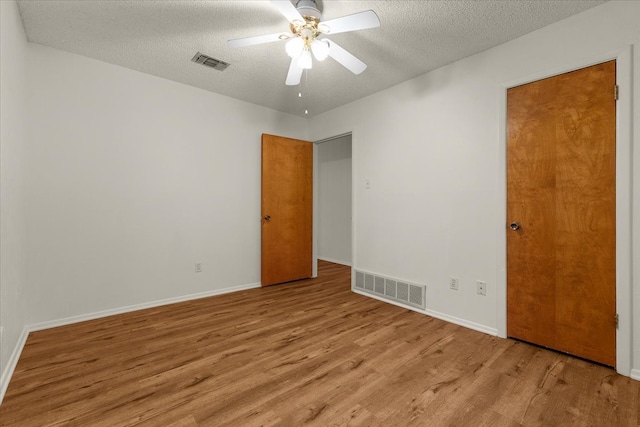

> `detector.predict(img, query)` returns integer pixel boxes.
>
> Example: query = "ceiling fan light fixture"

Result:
[298,49,313,69]
[285,37,304,58]
[228,1,380,87]
[311,39,329,61]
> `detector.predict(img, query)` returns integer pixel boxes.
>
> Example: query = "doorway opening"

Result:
[314,133,353,273]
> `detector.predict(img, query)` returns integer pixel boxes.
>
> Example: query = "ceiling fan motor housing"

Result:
[296,0,323,21]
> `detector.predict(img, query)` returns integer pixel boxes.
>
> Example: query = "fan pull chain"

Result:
[304,69,309,115]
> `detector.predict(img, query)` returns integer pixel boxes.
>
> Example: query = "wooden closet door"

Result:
[507,61,616,367]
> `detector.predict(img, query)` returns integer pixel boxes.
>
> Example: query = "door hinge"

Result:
[615,313,619,329]
[614,85,619,100]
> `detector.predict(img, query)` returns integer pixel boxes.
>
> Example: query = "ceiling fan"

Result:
[227,0,380,86]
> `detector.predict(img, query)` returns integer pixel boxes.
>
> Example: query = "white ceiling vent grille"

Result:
[191,52,230,71]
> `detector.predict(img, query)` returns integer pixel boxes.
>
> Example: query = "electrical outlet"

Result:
[477,280,487,296]
[195,263,202,273]
[449,277,459,290]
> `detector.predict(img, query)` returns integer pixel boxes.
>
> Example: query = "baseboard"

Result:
[0,326,29,405]
[29,282,261,332]
[352,289,498,337]
[423,308,498,336]
[631,369,640,381]
[317,257,351,267]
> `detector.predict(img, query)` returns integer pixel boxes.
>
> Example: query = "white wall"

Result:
[309,1,640,376]
[0,0,30,394]
[317,135,352,265]
[23,43,308,325]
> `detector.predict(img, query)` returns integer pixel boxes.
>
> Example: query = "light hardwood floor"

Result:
[1,261,638,426]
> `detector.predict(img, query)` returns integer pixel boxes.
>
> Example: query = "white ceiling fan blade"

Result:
[321,10,380,35]
[286,57,303,85]
[326,40,367,75]
[269,0,304,24]
[227,32,285,48]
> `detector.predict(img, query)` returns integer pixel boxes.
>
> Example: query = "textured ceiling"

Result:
[17,0,605,117]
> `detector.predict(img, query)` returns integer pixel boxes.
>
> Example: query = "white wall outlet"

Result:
[195,263,202,273]
[477,280,487,296]
[449,277,459,290]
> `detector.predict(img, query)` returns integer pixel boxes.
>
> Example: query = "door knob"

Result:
[509,222,521,231]
[263,215,271,222]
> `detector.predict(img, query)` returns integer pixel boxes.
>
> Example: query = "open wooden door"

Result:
[507,61,616,367]
[261,133,313,286]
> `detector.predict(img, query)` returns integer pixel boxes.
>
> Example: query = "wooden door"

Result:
[507,61,616,367]
[261,133,313,286]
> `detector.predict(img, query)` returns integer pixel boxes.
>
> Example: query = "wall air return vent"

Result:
[191,52,230,71]
[354,270,426,310]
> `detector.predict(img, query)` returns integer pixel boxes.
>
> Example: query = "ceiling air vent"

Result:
[191,52,230,71]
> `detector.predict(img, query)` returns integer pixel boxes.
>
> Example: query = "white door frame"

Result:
[312,132,354,278]
[496,46,633,376]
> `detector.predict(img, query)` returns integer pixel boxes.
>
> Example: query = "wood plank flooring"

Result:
[1,261,638,426]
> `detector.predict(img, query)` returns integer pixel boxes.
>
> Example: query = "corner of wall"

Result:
[0,327,29,404]
[0,0,32,404]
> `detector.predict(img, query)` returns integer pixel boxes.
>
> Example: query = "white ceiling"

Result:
[17,0,605,117]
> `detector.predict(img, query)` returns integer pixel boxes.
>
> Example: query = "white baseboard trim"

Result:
[29,282,261,332]
[0,281,261,405]
[352,288,498,337]
[423,308,498,336]
[631,369,640,381]
[317,257,351,267]
[0,326,30,405]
